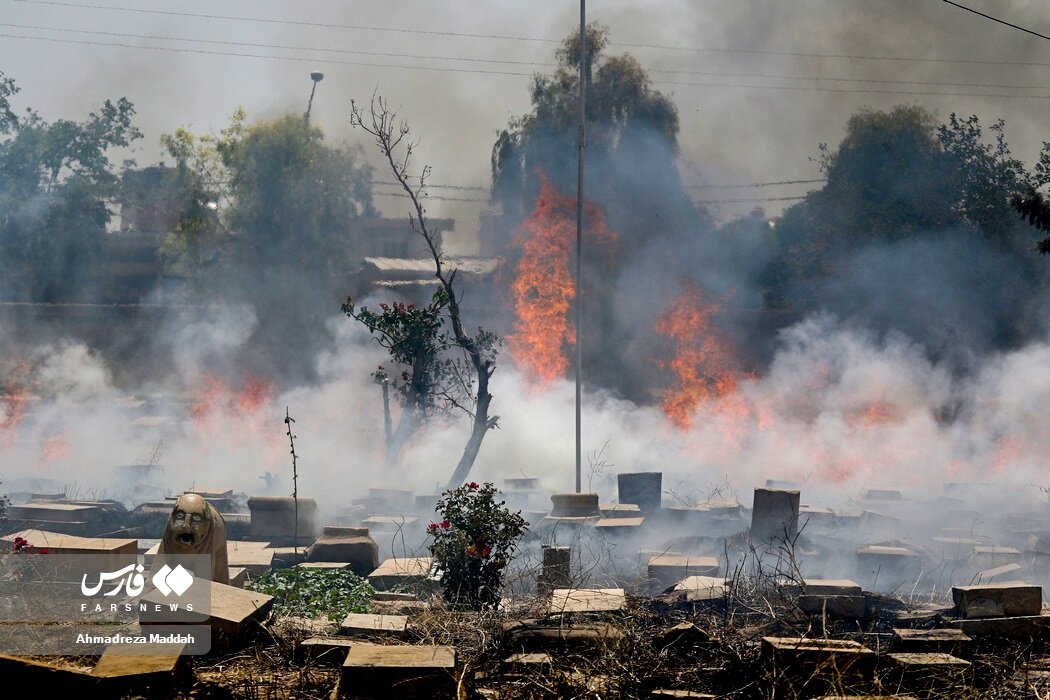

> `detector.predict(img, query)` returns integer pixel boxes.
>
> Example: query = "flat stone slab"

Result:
[228,567,249,588]
[670,575,726,601]
[301,636,354,663]
[976,563,1024,582]
[368,557,437,593]
[548,588,627,615]
[298,561,354,570]
[803,579,862,596]
[502,652,552,668]
[225,541,276,574]
[91,639,190,695]
[798,595,866,619]
[140,580,273,640]
[1,529,136,555]
[648,555,719,592]
[762,637,876,683]
[952,583,1043,618]
[8,503,102,522]
[891,628,971,655]
[340,643,456,698]
[595,517,645,529]
[340,613,408,638]
[599,503,642,518]
[650,692,717,698]
[888,652,970,667]
[950,612,1050,639]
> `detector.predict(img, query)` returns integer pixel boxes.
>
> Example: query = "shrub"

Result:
[250,567,375,621]
[428,482,528,610]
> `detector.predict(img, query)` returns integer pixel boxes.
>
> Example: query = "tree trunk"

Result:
[444,366,493,490]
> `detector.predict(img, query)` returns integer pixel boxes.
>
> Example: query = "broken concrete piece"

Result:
[952,583,1042,619]
[340,642,456,699]
[339,613,408,639]
[548,588,627,615]
[228,566,249,588]
[306,526,379,576]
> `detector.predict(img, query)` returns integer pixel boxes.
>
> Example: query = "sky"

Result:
[2,0,1050,252]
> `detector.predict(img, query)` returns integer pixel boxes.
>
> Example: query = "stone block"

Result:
[228,566,249,588]
[670,575,726,601]
[224,540,275,574]
[301,636,354,664]
[360,515,419,533]
[797,595,867,619]
[595,517,645,534]
[340,643,455,699]
[91,640,190,697]
[139,580,273,641]
[650,692,716,698]
[8,502,102,523]
[891,628,971,656]
[1,529,137,572]
[368,557,438,593]
[600,503,642,519]
[750,488,799,544]
[537,545,571,593]
[761,637,876,690]
[931,536,979,561]
[856,545,922,590]
[617,472,662,513]
[548,588,626,615]
[883,652,971,690]
[861,488,903,501]
[340,613,408,639]
[500,619,625,652]
[246,496,318,543]
[648,554,719,593]
[949,612,1050,639]
[975,562,1024,583]
[652,622,709,651]
[549,492,601,517]
[952,583,1042,618]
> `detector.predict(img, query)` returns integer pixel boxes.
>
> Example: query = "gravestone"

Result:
[247,496,318,544]
[617,472,662,514]
[750,488,800,545]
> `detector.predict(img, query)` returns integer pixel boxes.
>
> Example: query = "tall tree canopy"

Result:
[161,111,377,381]
[764,105,1045,361]
[0,71,141,302]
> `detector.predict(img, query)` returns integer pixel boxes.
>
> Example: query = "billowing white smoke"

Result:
[2,307,1049,516]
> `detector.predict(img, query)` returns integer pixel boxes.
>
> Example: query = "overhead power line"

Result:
[8,22,1050,94]
[693,195,809,205]
[6,31,1050,102]
[941,0,1050,42]
[13,0,1050,68]
[687,179,824,190]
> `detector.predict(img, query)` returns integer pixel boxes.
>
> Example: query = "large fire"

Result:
[189,373,275,427]
[655,281,742,430]
[509,173,614,386]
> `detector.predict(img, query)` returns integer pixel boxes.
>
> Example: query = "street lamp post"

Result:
[305,71,324,123]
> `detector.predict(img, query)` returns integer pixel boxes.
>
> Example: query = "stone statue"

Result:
[157,492,230,584]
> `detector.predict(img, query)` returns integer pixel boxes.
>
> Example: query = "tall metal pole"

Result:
[575,0,586,493]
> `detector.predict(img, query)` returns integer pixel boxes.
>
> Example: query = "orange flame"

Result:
[0,384,29,448]
[655,281,741,430]
[509,173,614,386]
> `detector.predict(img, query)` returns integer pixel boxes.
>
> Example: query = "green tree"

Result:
[491,23,692,246]
[160,111,377,380]
[0,71,141,301]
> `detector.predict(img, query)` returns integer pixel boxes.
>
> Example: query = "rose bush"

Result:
[427,482,528,610]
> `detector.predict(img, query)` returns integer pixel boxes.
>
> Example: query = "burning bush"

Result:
[428,482,528,611]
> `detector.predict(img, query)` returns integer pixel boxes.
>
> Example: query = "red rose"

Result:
[441,520,450,529]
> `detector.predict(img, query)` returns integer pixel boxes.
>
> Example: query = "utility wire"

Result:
[7,22,1050,94]
[941,0,1050,42]
[0,22,554,69]
[12,0,1050,68]
[6,31,1050,101]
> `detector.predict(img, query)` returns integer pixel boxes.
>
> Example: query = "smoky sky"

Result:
[2,0,1050,243]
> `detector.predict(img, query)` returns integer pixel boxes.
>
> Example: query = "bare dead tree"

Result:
[350,92,499,490]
